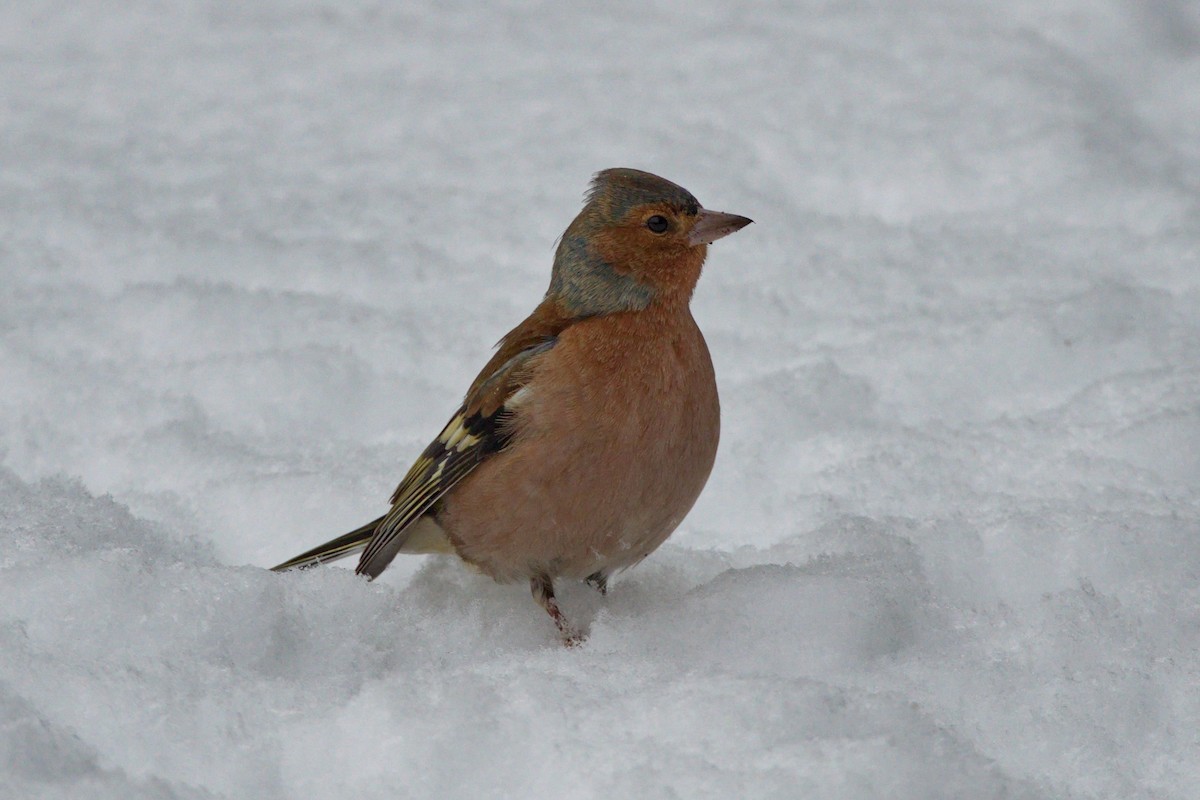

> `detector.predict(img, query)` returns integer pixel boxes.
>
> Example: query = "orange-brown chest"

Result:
[522,308,719,463]
[440,306,721,581]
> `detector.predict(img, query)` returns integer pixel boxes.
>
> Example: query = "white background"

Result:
[2,1,1198,797]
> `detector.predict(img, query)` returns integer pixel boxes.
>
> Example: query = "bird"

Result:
[271,168,752,643]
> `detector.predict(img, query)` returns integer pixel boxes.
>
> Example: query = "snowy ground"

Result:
[2,1,1199,797]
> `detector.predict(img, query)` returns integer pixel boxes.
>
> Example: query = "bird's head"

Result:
[548,168,752,317]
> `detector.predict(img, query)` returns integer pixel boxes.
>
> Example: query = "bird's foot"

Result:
[585,571,608,596]
[531,574,584,646]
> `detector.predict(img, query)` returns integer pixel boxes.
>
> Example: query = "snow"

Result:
[2,0,1199,797]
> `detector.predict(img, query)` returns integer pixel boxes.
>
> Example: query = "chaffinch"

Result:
[272,168,752,642]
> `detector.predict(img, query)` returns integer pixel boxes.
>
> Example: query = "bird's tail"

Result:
[270,515,385,572]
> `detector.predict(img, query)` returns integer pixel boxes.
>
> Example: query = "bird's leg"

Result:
[585,571,608,596]
[530,574,582,646]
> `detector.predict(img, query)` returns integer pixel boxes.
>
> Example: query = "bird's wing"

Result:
[355,314,566,578]
[270,516,385,572]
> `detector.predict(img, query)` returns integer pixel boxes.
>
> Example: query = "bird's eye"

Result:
[646,215,669,234]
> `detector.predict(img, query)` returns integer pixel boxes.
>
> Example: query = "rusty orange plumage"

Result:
[271,168,752,642]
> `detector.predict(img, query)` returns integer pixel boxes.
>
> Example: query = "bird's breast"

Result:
[440,306,720,582]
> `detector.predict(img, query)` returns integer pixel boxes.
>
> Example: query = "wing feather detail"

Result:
[354,336,557,578]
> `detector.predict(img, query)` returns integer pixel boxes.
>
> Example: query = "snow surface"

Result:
[2,0,1199,797]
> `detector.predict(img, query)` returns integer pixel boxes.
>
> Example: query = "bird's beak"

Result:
[687,209,754,246]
